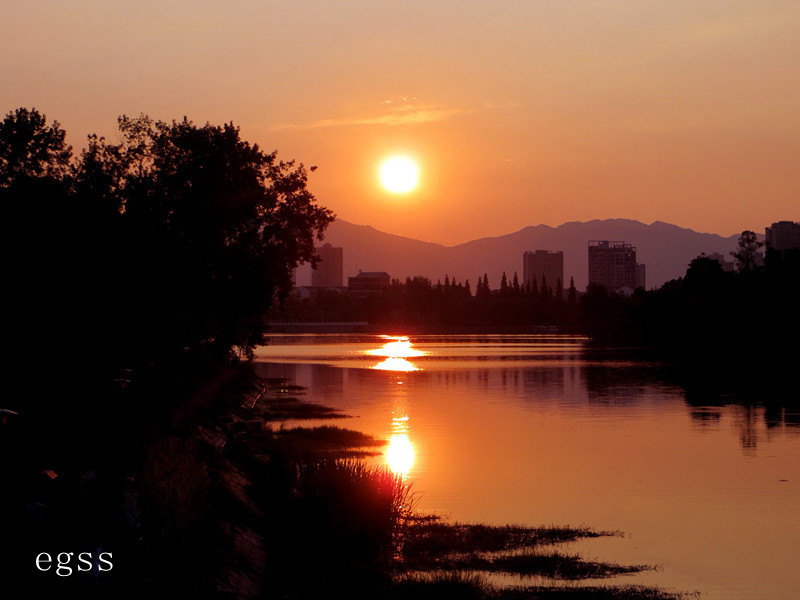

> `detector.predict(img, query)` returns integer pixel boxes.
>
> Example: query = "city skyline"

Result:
[3,1,799,245]
[293,217,796,292]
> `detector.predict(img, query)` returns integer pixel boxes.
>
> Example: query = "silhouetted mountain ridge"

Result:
[298,218,750,290]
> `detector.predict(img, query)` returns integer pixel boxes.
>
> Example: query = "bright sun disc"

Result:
[380,157,418,193]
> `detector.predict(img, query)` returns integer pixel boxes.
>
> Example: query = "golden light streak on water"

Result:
[386,433,414,475]
[368,336,425,371]
[372,357,419,371]
[367,336,426,358]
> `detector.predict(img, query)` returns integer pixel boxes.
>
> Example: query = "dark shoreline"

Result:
[3,352,725,599]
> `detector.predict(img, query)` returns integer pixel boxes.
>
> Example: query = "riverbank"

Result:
[168,367,696,599]
[2,361,698,598]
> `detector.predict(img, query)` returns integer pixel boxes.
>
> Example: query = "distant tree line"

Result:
[275,233,799,366]
[579,236,800,365]
[272,272,581,331]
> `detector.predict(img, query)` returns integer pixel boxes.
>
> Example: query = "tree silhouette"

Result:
[567,276,577,305]
[98,115,334,362]
[730,230,764,272]
[0,107,72,187]
[4,109,334,412]
[540,275,550,302]
[554,277,564,303]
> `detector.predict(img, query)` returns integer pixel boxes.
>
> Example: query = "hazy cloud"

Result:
[273,98,519,131]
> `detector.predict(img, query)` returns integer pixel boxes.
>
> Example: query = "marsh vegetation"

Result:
[189,371,696,599]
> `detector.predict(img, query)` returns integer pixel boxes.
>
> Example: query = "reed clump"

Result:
[255,456,415,599]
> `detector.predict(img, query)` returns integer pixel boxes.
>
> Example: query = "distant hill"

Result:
[297,219,748,290]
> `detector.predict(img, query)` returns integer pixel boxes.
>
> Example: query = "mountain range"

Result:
[296,218,750,290]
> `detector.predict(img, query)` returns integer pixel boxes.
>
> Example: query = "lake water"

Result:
[253,334,799,600]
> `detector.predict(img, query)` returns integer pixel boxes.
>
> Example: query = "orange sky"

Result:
[3,1,798,244]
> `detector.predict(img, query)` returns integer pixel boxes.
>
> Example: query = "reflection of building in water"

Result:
[686,399,800,452]
[522,367,565,391]
[257,362,301,386]
[733,405,761,454]
[310,364,344,400]
[582,365,667,405]
[423,364,585,403]
[689,407,723,427]
[766,405,800,429]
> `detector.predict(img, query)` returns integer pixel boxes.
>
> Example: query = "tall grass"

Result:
[296,458,416,563]
[259,457,416,598]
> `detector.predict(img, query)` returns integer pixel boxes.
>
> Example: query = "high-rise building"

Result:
[588,240,644,292]
[523,250,564,290]
[765,221,800,252]
[311,243,344,288]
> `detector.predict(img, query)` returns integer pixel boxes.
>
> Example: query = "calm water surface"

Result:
[253,334,800,600]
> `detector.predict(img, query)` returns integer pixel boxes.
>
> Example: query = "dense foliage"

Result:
[3,107,333,411]
[579,247,800,366]
[274,242,799,371]
[1,107,333,574]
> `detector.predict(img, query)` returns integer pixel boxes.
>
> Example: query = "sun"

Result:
[379,157,419,193]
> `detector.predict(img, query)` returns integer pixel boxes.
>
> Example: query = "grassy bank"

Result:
[4,367,695,598]
[171,369,696,600]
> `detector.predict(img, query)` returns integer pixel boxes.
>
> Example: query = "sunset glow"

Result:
[7,0,798,594]
[379,157,419,194]
[4,3,798,242]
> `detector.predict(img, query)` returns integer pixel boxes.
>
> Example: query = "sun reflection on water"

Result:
[365,337,420,475]
[372,357,419,371]
[367,336,425,371]
[386,433,414,475]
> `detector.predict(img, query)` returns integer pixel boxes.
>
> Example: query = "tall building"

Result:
[523,250,564,290]
[765,221,800,252]
[311,243,344,288]
[588,240,644,292]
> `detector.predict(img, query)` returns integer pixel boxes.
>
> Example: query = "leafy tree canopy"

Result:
[0,107,72,187]
[4,108,334,402]
[730,230,764,271]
